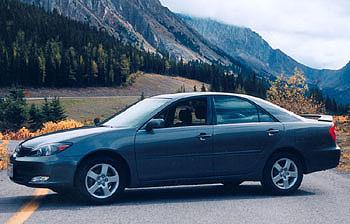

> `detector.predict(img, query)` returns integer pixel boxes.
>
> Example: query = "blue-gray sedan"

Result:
[9,92,341,204]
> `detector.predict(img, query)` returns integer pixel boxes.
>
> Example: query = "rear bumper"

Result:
[9,155,77,189]
[304,146,341,174]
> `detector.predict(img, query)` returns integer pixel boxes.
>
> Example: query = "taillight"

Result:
[329,123,336,142]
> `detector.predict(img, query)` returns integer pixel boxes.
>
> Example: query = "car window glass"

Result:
[155,98,208,128]
[214,96,259,124]
[258,108,276,122]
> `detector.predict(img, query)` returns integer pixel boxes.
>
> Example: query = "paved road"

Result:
[0,168,350,224]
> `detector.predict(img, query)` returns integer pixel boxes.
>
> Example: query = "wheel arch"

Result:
[266,147,308,174]
[74,149,132,187]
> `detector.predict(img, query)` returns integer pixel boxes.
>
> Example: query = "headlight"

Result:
[31,143,72,157]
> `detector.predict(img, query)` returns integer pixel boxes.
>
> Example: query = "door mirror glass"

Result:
[145,119,165,132]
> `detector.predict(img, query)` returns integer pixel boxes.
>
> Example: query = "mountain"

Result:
[180,15,350,104]
[20,0,232,64]
[16,0,350,103]
[1,0,269,99]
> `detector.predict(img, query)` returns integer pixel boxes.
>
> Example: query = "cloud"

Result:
[160,0,350,70]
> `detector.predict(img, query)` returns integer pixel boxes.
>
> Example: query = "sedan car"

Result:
[9,92,341,204]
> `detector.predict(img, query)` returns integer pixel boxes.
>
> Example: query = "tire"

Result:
[222,181,243,191]
[76,156,126,204]
[51,187,72,196]
[261,152,303,195]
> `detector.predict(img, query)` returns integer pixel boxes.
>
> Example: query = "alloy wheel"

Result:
[270,158,298,190]
[85,163,120,199]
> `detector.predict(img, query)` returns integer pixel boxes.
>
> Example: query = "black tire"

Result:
[261,152,303,195]
[222,181,243,191]
[51,187,72,196]
[76,156,126,204]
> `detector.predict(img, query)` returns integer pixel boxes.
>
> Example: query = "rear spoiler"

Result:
[300,114,333,122]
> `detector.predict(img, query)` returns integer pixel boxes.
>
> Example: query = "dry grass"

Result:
[0,140,9,170]
[335,116,350,172]
[0,73,209,98]
[2,120,84,141]
[28,96,139,122]
[339,151,350,172]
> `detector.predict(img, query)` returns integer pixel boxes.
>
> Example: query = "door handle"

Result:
[198,133,212,141]
[266,129,279,136]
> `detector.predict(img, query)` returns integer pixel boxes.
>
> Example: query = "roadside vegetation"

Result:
[267,70,325,114]
[335,116,350,172]
[0,89,66,132]
[0,139,8,170]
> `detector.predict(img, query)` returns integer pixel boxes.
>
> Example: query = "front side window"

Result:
[258,108,276,122]
[214,96,259,124]
[155,98,208,128]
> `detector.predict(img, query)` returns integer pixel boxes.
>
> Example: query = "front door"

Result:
[135,97,214,182]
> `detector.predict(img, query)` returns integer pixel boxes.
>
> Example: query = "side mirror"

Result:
[145,119,165,132]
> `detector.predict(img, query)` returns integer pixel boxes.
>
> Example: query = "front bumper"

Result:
[304,146,341,174]
[9,155,78,189]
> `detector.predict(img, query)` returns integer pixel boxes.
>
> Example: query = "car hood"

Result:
[21,126,124,148]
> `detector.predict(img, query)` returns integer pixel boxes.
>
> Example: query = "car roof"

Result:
[151,92,251,100]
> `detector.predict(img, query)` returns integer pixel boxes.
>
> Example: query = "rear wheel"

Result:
[76,157,126,204]
[261,152,303,195]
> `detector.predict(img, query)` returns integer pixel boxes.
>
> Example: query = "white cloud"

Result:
[160,0,350,70]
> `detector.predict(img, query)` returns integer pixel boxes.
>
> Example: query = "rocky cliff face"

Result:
[21,0,231,64]
[180,15,350,103]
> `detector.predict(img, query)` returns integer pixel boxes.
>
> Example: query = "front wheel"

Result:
[261,152,303,195]
[76,157,125,204]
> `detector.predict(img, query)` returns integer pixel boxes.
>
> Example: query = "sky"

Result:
[160,0,350,70]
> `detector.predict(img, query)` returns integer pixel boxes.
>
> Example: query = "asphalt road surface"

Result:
[1,167,350,224]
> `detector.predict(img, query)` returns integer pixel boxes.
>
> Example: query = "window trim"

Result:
[211,95,279,125]
[140,96,213,130]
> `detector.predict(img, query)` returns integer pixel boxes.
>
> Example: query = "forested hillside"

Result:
[0,0,159,87]
[0,0,268,98]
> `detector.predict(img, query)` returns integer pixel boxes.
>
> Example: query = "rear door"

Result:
[212,96,284,176]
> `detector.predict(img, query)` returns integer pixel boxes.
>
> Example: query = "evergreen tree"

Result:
[201,84,206,92]
[49,97,66,122]
[140,92,145,101]
[120,54,130,84]
[0,89,28,131]
[28,104,44,131]
[41,98,51,122]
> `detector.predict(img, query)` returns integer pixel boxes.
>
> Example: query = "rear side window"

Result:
[214,96,259,124]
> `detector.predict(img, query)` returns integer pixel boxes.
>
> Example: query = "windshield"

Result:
[103,98,170,128]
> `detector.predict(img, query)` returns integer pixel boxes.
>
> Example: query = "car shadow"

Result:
[0,183,316,213]
[43,183,315,210]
